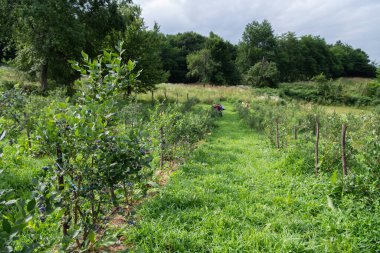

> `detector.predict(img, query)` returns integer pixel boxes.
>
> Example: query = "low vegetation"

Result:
[1,1,379,252]
[0,50,215,252]
[279,75,380,106]
[124,104,379,252]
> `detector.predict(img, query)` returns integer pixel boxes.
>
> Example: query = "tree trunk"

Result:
[151,90,154,105]
[56,140,69,236]
[341,124,348,176]
[110,186,118,207]
[294,126,298,140]
[315,116,320,176]
[41,61,48,94]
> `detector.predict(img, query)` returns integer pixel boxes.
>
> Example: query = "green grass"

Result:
[138,83,257,103]
[125,102,379,252]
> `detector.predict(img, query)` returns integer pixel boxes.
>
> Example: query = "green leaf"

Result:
[2,218,11,233]
[81,51,89,61]
[88,230,96,244]
[27,199,36,212]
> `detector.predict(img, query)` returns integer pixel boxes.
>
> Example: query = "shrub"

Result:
[244,60,279,88]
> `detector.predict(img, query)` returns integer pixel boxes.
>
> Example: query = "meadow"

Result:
[0,65,379,252]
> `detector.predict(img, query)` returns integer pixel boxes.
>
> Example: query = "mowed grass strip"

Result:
[126,103,375,253]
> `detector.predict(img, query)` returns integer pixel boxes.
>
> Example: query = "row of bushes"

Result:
[279,79,380,106]
[235,99,380,251]
[235,99,379,196]
[0,50,215,252]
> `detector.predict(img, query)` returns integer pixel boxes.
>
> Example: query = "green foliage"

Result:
[0,46,215,251]
[235,99,380,200]
[330,41,377,78]
[164,32,207,83]
[205,32,240,85]
[244,60,279,88]
[71,43,140,100]
[127,104,380,252]
[117,5,168,91]
[280,78,379,106]
[11,0,127,91]
[237,20,276,73]
[275,32,303,82]
[186,49,218,84]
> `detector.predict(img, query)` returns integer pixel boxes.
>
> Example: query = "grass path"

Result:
[126,103,373,252]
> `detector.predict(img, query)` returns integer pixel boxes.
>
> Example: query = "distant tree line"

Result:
[0,1,377,91]
[168,20,376,87]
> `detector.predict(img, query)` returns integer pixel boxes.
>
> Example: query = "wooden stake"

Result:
[160,127,164,169]
[341,124,348,176]
[315,116,320,176]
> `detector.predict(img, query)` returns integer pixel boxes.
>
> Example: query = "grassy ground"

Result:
[138,83,256,103]
[125,103,375,252]
[137,83,374,115]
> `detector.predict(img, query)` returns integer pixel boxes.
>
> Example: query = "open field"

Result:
[138,83,256,103]
[138,83,375,115]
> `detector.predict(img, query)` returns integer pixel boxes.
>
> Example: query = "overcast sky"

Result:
[133,0,380,63]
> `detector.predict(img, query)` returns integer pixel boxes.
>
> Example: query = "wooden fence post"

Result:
[151,90,154,105]
[164,89,167,100]
[160,127,164,169]
[341,124,348,176]
[315,116,320,176]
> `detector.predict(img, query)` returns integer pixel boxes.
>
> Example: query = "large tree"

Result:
[330,41,376,78]
[236,19,276,73]
[117,5,168,93]
[12,0,127,93]
[275,32,303,82]
[0,0,16,60]
[186,48,218,85]
[163,32,207,83]
[206,32,240,85]
[298,35,337,79]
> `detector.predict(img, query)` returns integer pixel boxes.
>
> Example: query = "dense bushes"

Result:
[279,77,380,106]
[0,50,215,252]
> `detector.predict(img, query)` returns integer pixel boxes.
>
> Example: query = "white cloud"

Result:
[134,0,380,62]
